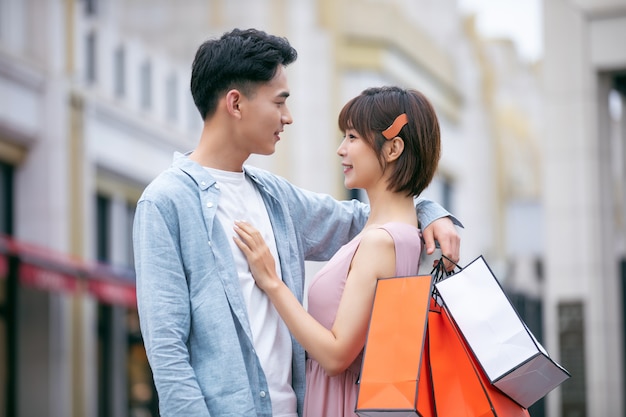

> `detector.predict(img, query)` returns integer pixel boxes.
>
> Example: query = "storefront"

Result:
[0,234,157,417]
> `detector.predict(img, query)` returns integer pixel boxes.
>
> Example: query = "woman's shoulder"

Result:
[377,222,420,238]
[358,226,396,251]
[350,227,397,278]
[355,222,420,254]
[374,222,422,252]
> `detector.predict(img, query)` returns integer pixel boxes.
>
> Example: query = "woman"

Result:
[234,86,441,416]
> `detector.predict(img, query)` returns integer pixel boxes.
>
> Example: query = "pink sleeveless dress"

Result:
[303,222,423,417]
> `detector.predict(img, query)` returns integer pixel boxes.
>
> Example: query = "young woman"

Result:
[233,86,441,416]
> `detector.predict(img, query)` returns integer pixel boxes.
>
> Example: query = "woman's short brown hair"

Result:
[337,86,441,197]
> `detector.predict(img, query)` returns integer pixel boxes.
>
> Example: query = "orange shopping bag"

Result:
[355,275,434,417]
[427,299,530,416]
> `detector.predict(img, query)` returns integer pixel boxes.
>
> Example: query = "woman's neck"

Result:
[365,189,418,228]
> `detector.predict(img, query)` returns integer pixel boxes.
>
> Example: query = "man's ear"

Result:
[225,89,243,118]
[384,137,405,162]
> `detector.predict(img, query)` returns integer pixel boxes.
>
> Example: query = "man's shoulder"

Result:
[243,164,275,179]
[244,165,291,190]
[139,165,195,202]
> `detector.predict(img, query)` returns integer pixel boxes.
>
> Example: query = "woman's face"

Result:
[337,128,384,190]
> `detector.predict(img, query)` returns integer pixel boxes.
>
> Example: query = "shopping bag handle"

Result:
[430,260,447,304]
[432,255,462,282]
[431,256,463,304]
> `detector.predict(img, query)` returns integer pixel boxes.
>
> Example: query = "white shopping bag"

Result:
[434,256,570,408]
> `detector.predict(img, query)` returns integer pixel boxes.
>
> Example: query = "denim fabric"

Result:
[133,152,455,416]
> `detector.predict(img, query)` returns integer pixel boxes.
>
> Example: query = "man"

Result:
[133,28,461,417]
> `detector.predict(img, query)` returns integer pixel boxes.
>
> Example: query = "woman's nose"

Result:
[336,139,346,156]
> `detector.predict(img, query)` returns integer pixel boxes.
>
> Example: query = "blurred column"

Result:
[544,0,626,416]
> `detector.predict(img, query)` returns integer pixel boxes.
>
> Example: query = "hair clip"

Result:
[381,113,408,140]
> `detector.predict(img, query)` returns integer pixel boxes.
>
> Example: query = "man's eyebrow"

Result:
[277,91,290,98]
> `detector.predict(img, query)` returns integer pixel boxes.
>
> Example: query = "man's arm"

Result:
[265,172,462,267]
[415,198,463,270]
[133,200,212,417]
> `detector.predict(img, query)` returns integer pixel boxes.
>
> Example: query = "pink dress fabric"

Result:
[303,222,423,417]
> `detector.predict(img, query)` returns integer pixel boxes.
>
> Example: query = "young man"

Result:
[133,28,461,417]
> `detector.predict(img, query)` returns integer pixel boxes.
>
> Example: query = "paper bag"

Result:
[434,256,570,408]
[355,275,434,417]
[427,299,530,416]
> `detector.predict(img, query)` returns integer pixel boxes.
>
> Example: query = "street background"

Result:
[0,0,624,416]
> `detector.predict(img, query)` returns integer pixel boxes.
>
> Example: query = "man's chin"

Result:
[259,147,277,156]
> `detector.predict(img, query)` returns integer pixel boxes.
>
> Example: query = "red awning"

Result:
[0,253,7,278]
[0,235,12,278]
[0,234,136,307]
[0,234,83,294]
[19,262,79,294]
[85,263,137,307]
[87,279,136,307]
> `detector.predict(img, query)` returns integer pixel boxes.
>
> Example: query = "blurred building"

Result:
[543,0,626,416]
[1,0,615,416]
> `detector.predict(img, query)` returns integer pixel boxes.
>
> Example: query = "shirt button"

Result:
[214,183,220,190]
[206,202,214,208]
[201,181,206,187]
[259,391,266,398]
[208,241,212,246]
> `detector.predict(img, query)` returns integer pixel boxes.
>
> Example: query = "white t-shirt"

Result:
[205,167,297,417]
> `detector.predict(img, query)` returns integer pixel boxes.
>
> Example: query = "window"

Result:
[95,192,134,266]
[95,172,142,267]
[114,46,125,98]
[85,0,98,16]
[0,162,13,235]
[0,161,13,416]
[96,194,110,262]
[124,202,135,268]
[441,176,454,213]
[127,310,158,415]
[165,73,178,122]
[94,192,156,415]
[140,60,152,110]
[510,291,545,416]
[97,303,113,417]
[86,31,97,84]
[559,302,587,415]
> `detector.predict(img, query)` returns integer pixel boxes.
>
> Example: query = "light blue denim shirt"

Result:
[133,152,457,417]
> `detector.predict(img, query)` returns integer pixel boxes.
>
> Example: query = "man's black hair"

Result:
[190,28,298,120]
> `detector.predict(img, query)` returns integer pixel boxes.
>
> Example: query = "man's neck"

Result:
[189,125,248,171]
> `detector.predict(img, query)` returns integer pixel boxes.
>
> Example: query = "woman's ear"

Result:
[384,137,405,162]
[225,89,242,118]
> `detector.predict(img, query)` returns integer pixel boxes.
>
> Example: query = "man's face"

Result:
[237,65,293,156]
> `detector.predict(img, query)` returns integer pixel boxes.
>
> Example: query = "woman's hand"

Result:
[234,222,384,376]
[233,221,281,292]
